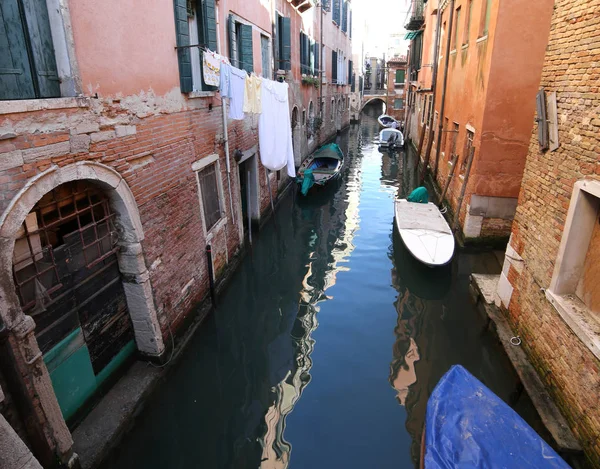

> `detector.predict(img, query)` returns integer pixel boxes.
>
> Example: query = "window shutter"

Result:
[239,23,253,73]
[228,15,238,67]
[21,0,60,98]
[274,14,281,70]
[322,0,331,12]
[201,0,217,51]
[348,60,352,86]
[349,8,352,38]
[342,1,348,33]
[299,33,304,74]
[536,88,549,151]
[333,0,341,24]
[351,72,356,92]
[314,43,320,77]
[332,50,337,82]
[174,0,193,93]
[281,17,291,71]
[0,0,36,99]
[309,39,315,76]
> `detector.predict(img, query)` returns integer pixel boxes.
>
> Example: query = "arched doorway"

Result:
[291,106,301,166]
[12,181,135,423]
[0,162,164,462]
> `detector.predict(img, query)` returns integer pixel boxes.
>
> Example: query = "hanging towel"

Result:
[229,66,247,120]
[202,50,221,87]
[258,80,295,177]
[243,75,263,114]
[220,63,232,98]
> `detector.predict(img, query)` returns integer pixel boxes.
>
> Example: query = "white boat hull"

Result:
[379,129,404,148]
[394,199,455,266]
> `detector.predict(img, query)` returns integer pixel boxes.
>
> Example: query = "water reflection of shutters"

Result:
[0,0,36,99]
[239,23,253,73]
[228,15,238,67]
[536,88,548,151]
[199,164,221,231]
[174,0,193,92]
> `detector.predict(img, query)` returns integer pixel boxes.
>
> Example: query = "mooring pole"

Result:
[206,245,216,306]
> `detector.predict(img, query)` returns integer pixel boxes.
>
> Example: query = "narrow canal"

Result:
[106,111,537,468]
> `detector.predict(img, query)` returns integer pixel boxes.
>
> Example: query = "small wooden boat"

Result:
[297,143,344,196]
[379,128,404,149]
[378,114,398,128]
[394,199,454,266]
[421,365,569,469]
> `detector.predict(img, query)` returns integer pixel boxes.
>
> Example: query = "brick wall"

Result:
[502,0,600,464]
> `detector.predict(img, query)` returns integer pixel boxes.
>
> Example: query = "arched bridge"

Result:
[360,91,387,112]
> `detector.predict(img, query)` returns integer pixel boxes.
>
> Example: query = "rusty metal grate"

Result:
[12,182,119,312]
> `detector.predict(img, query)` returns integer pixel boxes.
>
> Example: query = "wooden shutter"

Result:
[0,0,36,99]
[333,0,341,24]
[228,15,238,67]
[348,60,352,85]
[239,23,253,73]
[200,0,217,50]
[349,8,352,38]
[309,39,315,76]
[314,42,319,77]
[274,13,281,70]
[281,17,291,71]
[331,50,337,82]
[21,0,60,98]
[342,1,348,32]
[299,33,304,73]
[174,0,192,93]
[536,88,549,150]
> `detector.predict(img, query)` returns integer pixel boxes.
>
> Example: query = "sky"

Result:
[351,0,411,59]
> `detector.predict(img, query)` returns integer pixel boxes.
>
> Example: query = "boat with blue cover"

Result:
[297,143,344,196]
[421,365,570,469]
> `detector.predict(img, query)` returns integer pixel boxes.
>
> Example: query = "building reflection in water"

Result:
[258,126,362,468]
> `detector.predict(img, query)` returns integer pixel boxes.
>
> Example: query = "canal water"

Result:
[106,110,537,468]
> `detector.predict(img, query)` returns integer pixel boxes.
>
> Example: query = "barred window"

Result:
[197,163,222,232]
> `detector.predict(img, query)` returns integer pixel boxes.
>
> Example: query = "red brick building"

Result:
[496,0,600,465]
[0,0,352,466]
[386,57,407,122]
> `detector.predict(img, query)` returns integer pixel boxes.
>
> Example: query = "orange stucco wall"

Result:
[70,0,181,97]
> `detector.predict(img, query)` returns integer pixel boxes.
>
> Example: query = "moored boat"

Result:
[297,143,344,196]
[378,114,399,128]
[379,128,404,149]
[421,365,570,469]
[394,197,454,267]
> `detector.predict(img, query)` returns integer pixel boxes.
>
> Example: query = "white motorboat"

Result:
[379,128,404,149]
[378,114,398,128]
[394,199,455,267]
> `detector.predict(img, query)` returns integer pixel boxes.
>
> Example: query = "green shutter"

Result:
[21,0,60,98]
[310,39,315,76]
[200,0,217,50]
[174,0,192,93]
[395,69,405,83]
[0,0,35,99]
[281,17,291,71]
[314,42,319,77]
[228,14,238,67]
[349,8,352,38]
[333,0,341,24]
[274,13,281,70]
[342,1,348,32]
[239,23,253,73]
[331,50,337,82]
[348,60,352,85]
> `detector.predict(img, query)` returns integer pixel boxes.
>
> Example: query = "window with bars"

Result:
[197,163,223,232]
[12,182,118,312]
[451,122,459,157]
[461,129,474,174]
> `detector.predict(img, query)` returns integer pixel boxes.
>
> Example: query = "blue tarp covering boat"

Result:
[424,365,570,469]
[297,143,344,196]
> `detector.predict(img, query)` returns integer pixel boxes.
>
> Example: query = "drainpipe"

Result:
[432,0,455,180]
[421,6,443,180]
[319,1,324,119]
[216,3,236,225]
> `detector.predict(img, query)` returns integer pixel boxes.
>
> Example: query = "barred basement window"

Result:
[193,154,225,234]
[461,129,474,174]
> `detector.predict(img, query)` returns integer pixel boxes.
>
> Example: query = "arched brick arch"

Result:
[0,161,165,465]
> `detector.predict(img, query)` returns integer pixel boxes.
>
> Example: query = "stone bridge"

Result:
[360,90,387,112]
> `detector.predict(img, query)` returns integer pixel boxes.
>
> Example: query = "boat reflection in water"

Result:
[258,128,361,468]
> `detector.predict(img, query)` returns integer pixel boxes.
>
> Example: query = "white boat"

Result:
[378,114,398,128]
[394,199,455,267]
[379,128,404,149]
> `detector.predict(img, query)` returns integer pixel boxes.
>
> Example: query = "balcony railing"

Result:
[405,0,425,31]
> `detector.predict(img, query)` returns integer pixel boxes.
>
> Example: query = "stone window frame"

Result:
[546,179,600,361]
[192,154,227,240]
